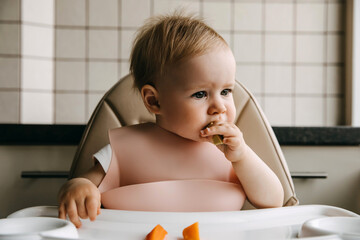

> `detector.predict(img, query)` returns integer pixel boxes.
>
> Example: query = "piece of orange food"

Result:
[182,222,200,240]
[145,224,168,240]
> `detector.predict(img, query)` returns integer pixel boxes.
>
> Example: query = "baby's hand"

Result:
[200,122,248,162]
[58,177,101,228]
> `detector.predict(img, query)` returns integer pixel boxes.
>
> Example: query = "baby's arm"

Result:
[58,162,105,228]
[200,123,284,208]
[230,145,284,208]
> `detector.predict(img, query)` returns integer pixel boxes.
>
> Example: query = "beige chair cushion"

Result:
[69,74,299,208]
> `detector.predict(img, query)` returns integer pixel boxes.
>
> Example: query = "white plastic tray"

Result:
[7,205,359,240]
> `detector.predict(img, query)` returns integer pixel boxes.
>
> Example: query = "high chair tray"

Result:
[6,205,359,240]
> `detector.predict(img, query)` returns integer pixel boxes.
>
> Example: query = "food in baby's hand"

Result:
[145,224,168,240]
[212,134,223,145]
[182,222,200,240]
[206,122,223,145]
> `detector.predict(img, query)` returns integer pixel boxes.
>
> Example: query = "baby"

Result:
[58,14,284,228]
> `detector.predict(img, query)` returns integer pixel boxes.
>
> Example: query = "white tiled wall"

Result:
[0,0,345,126]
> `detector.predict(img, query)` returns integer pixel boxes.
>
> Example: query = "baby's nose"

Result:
[208,101,226,115]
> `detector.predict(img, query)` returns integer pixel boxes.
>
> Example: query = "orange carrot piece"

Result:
[145,224,168,240]
[182,222,200,240]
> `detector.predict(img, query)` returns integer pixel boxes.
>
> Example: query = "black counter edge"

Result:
[0,124,359,146]
[273,126,360,146]
[0,124,85,145]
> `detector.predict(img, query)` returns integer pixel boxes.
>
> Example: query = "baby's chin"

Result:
[189,134,212,144]
[181,134,201,143]
[172,131,205,143]
[159,125,206,143]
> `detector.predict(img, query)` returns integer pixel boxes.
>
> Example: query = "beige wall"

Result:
[0,0,346,126]
[0,144,359,218]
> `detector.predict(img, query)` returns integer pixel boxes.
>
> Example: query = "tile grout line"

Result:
[150,0,154,17]
[85,0,89,123]
[230,0,235,52]
[292,0,297,126]
[261,0,266,110]
[118,0,122,87]
[18,0,22,124]
[324,0,329,126]
[53,0,57,124]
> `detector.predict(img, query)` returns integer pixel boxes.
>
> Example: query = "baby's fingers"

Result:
[58,203,66,220]
[222,136,242,149]
[76,198,87,219]
[66,201,82,228]
[86,197,100,221]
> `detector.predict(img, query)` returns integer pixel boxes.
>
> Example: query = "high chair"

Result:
[69,74,299,209]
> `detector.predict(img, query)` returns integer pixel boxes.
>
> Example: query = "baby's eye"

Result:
[192,91,207,99]
[221,89,232,96]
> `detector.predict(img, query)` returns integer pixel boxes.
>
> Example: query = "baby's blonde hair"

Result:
[130,13,228,91]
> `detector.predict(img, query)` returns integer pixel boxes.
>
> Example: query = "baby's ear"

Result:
[141,84,160,114]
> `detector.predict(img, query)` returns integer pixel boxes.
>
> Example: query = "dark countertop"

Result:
[273,126,360,146]
[0,124,359,146]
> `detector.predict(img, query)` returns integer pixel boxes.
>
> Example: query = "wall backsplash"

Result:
[0,0,345,126]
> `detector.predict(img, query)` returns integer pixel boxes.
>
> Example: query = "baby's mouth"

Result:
[203,122,223,145]
[203,122,213,130]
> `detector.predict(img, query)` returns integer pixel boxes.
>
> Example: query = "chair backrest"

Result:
[69,74,299,208]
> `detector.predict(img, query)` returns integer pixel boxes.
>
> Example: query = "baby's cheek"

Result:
[227,105,236,122]
[172,115,202,137]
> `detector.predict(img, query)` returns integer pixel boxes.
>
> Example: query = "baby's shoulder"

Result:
[108,123,166,153]
[109,122,157,139]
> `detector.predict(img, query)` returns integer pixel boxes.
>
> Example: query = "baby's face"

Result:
[155,46,237,142]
